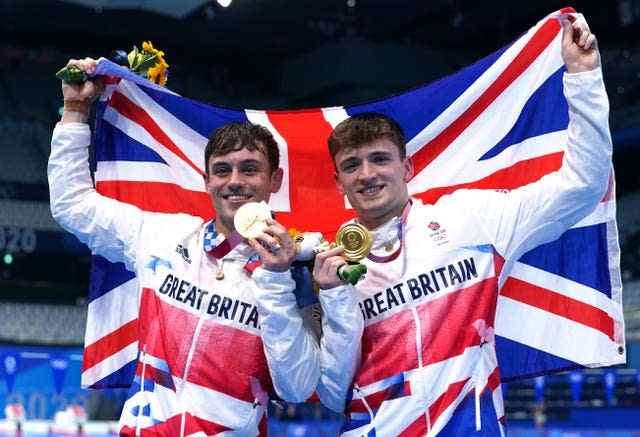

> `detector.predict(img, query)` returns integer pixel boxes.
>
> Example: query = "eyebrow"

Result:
[238,159,264,168]
[338,156,360,166]
[368,150,393,158]
[209,159,267,174]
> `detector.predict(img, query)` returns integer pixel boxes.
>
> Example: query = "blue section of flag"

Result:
[138,86,249,139]
[497,335,581,381]
[346,46,508,141]
[144,356,175,391]
[519,223,612,297]
[89,256,136,303]
[90,359,138,389]
[438,390,502,436]
[95,122,167,164]
[480,66,568,160]
[83,11,621,394]
[95,59,169,94]
[384,379,409,402]
[342,415,372,432]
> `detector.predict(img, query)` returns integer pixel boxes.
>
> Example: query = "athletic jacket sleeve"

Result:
[48,122,145,271]
[437,67,612,268]
[252,267,321,403]
[316,284,364,412]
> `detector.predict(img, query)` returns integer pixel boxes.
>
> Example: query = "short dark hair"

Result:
[204,122,279,174]
[328,112,406,162]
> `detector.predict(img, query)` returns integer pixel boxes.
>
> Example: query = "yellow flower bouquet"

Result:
[55,41,169,86]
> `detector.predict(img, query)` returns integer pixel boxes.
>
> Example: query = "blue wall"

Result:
[0,344,85,419]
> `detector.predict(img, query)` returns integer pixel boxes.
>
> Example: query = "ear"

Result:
[334,171,345,196]
[403,157,414,183]
[270,168,284,193]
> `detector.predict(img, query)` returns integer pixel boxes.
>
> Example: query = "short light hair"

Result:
[328,112,406,163]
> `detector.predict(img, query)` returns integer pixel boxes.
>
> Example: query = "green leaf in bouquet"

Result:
[133,55,158,75]
[127,45,140,69]
[55,65,88,84]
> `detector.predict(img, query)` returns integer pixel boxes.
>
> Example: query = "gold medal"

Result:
[234,201,271,239]
[335,223,372,262]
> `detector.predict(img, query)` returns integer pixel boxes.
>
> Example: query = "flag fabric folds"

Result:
[81,8,624,390]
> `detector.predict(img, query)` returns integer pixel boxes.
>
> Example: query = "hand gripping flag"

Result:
[81,8,625,389]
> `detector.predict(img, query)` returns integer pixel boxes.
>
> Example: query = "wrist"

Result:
[262,264,290,273]
[566,63,596,74]
[61,100,91,124]
[318,280,343,290]
[61,110,90,124]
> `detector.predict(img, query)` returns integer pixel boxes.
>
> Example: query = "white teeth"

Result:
[362,186,381,194]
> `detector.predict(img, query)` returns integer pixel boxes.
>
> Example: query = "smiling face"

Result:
[205,145,283,236]
[334,138,413,230]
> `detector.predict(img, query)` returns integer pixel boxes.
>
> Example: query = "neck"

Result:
[215,218,234,237]
[359,199,410,230]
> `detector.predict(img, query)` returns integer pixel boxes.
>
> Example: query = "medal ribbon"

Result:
[204,220,263,275]
[366,200,412,263]
[203,220,246,258]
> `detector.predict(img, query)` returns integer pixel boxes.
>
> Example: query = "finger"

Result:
[577,25,590,47]
[330,258,347,274]
[262,224,292,247]
[254,232,281,251]
[315,246,341,263]
[332,260,348,281]
[322,246,345,258]
[315,247,344,267]
[560,17,574,46]
[314,251,341,274]
[246,237,262,252]
[247,238,272,258]
[584,33,597,51]
[323,256,345,276]
[570,20,583,44]
[265,218,286,232]
[92,76,106,94]
[81,58,93,75]
[264,225,297,255]
[66,58,96,73]
[575,13,590,32]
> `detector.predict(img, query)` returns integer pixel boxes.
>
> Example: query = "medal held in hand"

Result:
[234,201,271,239]
[335,223,372,285]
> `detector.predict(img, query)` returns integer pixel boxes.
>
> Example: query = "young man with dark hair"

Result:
[313,15,612,435]
[48,59,328,436]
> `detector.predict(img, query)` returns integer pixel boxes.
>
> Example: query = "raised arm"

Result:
[48,58,145,271]
[438,14,612,269]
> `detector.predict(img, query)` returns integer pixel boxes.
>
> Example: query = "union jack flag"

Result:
[81,7,625,397]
